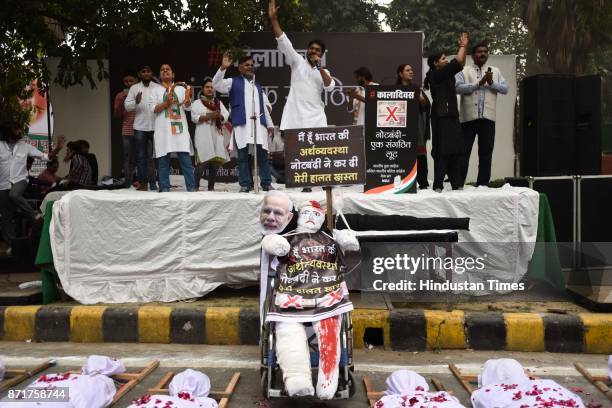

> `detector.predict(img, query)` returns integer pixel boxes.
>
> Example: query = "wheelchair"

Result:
[260,274,356,400]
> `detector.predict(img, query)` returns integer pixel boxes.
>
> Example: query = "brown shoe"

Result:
[136,184,148,191]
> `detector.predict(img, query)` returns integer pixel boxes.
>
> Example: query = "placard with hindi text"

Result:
[284,125,365,188]
[364,85,419,194]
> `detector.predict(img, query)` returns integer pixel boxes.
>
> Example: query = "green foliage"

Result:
[384,0,507,54]
[0,0,310,130]
[302,0,381,32]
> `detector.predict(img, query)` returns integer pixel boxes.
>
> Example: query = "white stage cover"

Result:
[50,185,539,304]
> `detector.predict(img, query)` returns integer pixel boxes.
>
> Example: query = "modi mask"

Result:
[259,191,294,235]
[297,200,325,233]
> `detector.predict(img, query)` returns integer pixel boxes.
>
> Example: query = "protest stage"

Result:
[47,185,539,304]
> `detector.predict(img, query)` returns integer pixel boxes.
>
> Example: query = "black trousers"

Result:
[416,154,429,189]
[460,119,495,186]
[433,154,463,191]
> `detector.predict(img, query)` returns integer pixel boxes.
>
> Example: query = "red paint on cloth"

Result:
[318,316,339,381]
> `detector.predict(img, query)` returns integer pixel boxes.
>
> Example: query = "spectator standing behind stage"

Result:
[455,42,508,187]
[397,64,431,189]
[0,123,64,254]
[150,63,196,192]
[76,140,98,185]
[60,141,93,188]
[213,54,274,192]
[37,159,61,194]
[424,32,470,192]
[114,70,138,187]
[345,66,378,126]
[124,64,162,191]
[191,77,230,191]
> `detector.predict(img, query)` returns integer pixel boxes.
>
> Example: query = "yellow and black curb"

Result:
[0,306,609,353]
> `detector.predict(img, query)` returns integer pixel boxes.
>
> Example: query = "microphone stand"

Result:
[251,74,259,193]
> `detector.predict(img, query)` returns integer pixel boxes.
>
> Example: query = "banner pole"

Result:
[325,186,333,232]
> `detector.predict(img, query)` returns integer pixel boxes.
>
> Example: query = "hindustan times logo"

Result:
[372,253,486,275]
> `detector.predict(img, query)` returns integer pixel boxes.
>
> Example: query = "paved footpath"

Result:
[0,343,609,407]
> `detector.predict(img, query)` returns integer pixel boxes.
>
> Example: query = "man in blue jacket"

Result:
[213,53,274,192]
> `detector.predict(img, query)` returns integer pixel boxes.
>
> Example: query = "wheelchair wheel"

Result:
[348,367,356,398]
[260,368,268,398]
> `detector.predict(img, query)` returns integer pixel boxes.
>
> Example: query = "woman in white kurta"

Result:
[0,355,124,408]
[191,78,230,191]
[127,369,217,408]
[471,359,585,408]
[149,63,196,192]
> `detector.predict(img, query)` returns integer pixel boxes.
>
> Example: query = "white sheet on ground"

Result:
[50,184,539,303]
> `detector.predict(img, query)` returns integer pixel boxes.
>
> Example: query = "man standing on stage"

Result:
[213,54,274,192]
[124,64,162,191]
[455,42,507,187]
[268,0,335,131]
[345,66,378,126]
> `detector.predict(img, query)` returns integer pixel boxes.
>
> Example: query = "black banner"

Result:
[284,125,365,188]
[364,85,419,194]
[109,31,423,177]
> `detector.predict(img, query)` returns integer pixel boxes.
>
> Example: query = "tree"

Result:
[301,0,381,32]
[384,0,508,55]
[0,0,310,129]
[520,0,612,74]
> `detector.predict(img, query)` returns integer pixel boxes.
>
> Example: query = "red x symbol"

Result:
[385,106,399,122]
[282,295,303,309]
[325,289,343,306]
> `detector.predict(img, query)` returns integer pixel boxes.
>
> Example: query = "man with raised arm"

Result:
[213,54,274,193]
[268,0,335,131]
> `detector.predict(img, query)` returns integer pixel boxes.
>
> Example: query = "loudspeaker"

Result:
[575,75,602,175]
[520,75,576,176]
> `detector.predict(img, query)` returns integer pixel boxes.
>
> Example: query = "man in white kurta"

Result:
[269,0,335,130]
[213,54,274,192]
[149,63,196,192]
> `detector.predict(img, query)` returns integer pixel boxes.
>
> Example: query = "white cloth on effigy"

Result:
[375,370,465,407]
[0,355,123,408]
[608,355,611,382]
[127,369,218,408]
[472,359,585,408]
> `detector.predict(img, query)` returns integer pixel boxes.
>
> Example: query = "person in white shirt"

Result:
[124,64,163,191]
[213,54,274,192]
[0,123,63,253]
[455,42,508,187]
[268,0,335,131]
[150,63,196,192]
[191,77,230,191]
[345,66,378,127]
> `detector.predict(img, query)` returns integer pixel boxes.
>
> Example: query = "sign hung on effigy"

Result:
[284,125,365,188]
[364,85,419,194]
